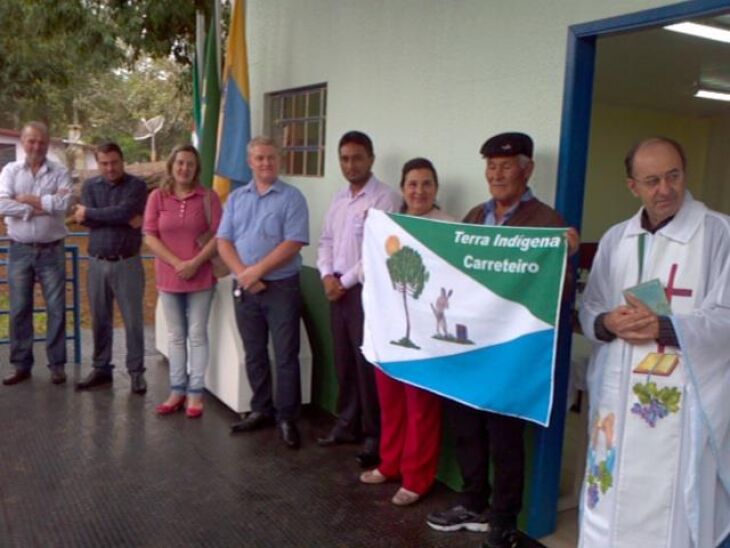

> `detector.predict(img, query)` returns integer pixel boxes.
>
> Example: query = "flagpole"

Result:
[199,16,221,188]
[214,0,222,83]
[195,9,205,84]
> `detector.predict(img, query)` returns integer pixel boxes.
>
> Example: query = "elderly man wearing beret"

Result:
[426,132,578,548]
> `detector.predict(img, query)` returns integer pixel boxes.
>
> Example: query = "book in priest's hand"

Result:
[623,278,671,316]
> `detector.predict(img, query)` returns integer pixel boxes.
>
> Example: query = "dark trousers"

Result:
[233,275,301,421]
[330,284,380,441]
[88,255,145,373]
[445,399,525,525]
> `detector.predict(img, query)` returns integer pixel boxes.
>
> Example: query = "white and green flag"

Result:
[362,210,568,426]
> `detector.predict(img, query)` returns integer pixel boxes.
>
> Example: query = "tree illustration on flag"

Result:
[385,235,429,349]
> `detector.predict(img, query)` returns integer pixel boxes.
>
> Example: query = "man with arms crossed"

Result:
[0,122,73,385]
[74,142,148,394]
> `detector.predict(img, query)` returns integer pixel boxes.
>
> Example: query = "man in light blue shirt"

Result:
[218,136,309,449]
[0,122,74,385]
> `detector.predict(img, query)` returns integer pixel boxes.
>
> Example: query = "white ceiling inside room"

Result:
[594,13,730,117]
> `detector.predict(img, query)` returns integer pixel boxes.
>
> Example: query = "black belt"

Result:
[92,252,138,262]
[12,239,62,249]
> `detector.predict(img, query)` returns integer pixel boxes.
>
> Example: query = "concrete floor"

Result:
[0,329,576,547]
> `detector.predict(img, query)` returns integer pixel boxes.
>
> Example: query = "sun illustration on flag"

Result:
[385,235,429,349]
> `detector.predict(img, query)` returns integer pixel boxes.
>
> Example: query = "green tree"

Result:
[97,0,211,66]
[75,57,193,162]
[0,0,121,129]
[387,246,429,349]
[0,0,206,152]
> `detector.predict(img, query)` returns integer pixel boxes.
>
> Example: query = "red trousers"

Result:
[375,368,442,494]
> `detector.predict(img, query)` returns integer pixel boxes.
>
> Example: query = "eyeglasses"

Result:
[632,169,684,189]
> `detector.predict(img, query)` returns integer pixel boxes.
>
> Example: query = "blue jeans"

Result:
[159,288,215,394]
[233,274,302,421]
[88,256,145,373]
[8,241,67,371]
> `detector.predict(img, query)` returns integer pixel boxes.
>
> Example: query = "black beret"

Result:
[480,132,534,159]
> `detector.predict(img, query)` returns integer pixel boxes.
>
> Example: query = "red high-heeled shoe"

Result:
[186,405,203,419]
[155,397,186,415]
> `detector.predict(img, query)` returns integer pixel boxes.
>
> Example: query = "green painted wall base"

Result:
[300,266,338,412]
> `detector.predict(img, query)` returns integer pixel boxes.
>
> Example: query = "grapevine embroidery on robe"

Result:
[630,381,681,427]
[586,412,616,509]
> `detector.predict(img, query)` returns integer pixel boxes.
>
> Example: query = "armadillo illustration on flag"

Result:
[361,210,568,426]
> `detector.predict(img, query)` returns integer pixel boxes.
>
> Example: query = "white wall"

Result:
[247,0,673,265]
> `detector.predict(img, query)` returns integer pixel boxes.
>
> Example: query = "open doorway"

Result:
[583,14,730,242]
[554,0,730,524]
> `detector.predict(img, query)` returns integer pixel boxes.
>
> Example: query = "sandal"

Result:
[391,487,420,506]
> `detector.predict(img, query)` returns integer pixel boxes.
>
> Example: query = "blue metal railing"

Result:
[0,242,82,363]
[0,232,154,364]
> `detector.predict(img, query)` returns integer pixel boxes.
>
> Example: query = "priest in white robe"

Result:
[578,137,730,547]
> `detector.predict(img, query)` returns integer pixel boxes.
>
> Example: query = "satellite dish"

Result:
[66,124,83,145]
[133,115,165,161]
[62,124,85,173]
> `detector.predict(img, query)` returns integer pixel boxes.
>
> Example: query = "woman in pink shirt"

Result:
[143,145,222,418]
[360,157,454,505]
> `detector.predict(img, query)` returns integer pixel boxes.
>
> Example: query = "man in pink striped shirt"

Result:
[316,131,401,468]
